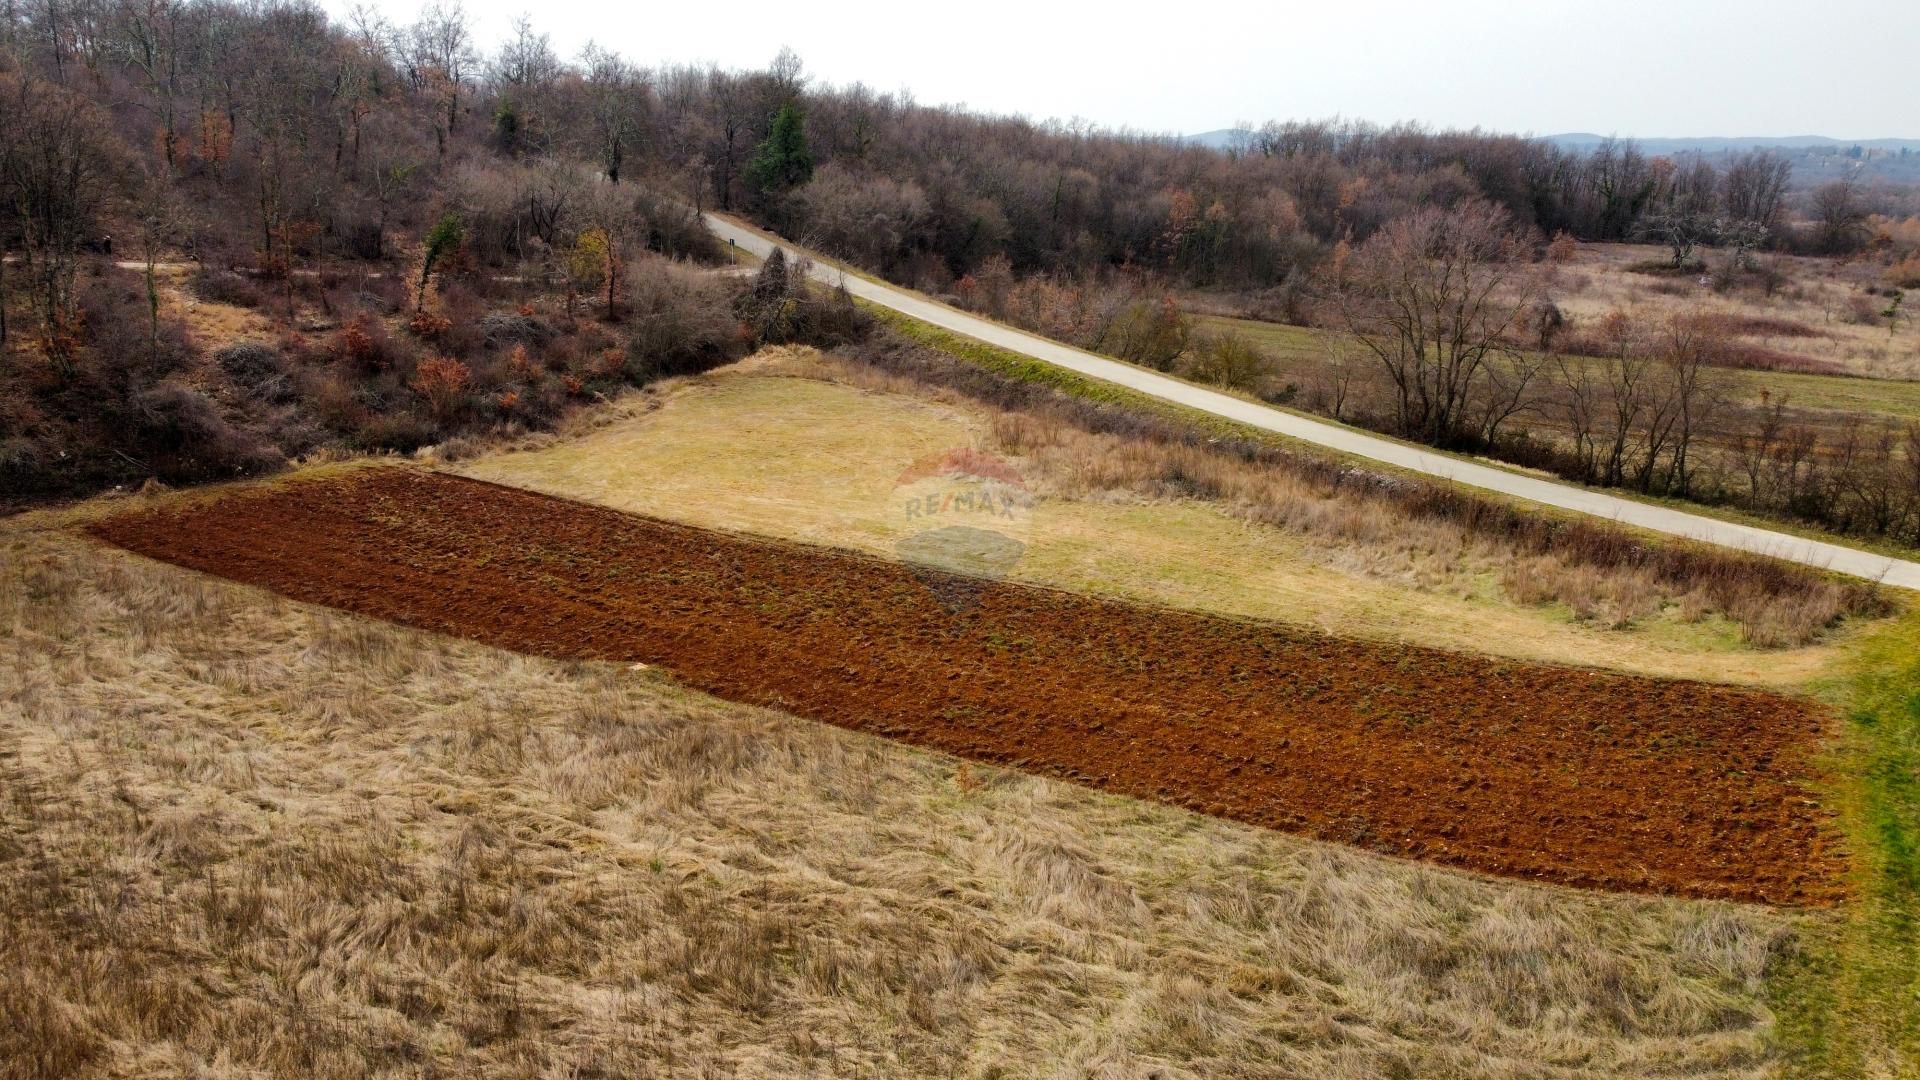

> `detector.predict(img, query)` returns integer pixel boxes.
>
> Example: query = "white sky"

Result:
[328,0,1920,139]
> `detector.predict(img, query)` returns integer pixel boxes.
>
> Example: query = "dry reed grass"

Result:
[976,389,1865,647]
[0,521,1796,1078]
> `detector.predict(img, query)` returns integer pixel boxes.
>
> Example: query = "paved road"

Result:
[706,214,1920,590]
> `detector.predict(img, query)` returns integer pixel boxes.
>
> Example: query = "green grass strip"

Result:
[1773,613,1920,1076]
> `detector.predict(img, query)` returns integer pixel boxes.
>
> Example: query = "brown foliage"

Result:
[410,356,471,417]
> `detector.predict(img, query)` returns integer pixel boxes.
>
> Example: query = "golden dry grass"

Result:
[457,349,1855,684]
[2,518,1800,1078]
[1549,244,1920,383]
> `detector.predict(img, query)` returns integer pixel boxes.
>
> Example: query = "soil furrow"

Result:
[89,467,1847,904]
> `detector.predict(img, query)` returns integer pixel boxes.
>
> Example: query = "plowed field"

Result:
[90,468,1845,904]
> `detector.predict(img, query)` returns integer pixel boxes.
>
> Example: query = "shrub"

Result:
[506,344,538,380]
[190,268,265,308]
[736,249,869,349]
[215,341,285,385]
[1886,256,1920,291]
[479,311,557,350]
[129,381,284,482]
[1185,330,1268,391]
[1099,297,1191,370]
[352,409,439,452]
[335,313,395,370]
[410,356,471,418]
[408,307,453,339]
[216,342,298,405]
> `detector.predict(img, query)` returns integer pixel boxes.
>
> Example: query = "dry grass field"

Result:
[458,349,1862,684]
[2,516,1800,1079]
[1546,244,1920,382]
[1196,241,1920,388]
[1195,310,1920,425]
[12,345,1918,1078]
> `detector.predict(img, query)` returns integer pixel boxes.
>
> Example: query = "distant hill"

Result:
[1543,133,1920,188]
[1544,133,1920,155]
[1180,128,1255,150]
[1180,127,1920,186]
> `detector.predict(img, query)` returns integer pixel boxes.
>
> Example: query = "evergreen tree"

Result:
[747,104,814,205]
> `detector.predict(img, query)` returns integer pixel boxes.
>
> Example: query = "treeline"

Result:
[4,0,1890,300]
[0,0,876,504]
[1,0,1913,532]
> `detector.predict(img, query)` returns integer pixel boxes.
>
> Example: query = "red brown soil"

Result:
[89,467,1847,905]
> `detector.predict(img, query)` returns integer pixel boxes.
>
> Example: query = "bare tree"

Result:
[705,67,753,210]
[1595,318,1658,487]
[1338,200,1537,447]
[579,41,646,184]
[1732,391,1787,504]
[491,13,556,91]
[1636,204,1714,269]
[1655,315,1727,496]
[1556,354,1603,481]
[1812,179,1869,255]
[409,0,473,155]
[0,72,119,355]
[134,166,184,344]
[1722,151,1790,231]
[768,45,803,104]
[1472,348,1550,448]
[1310,331,1368,421]
[113,0,189,171]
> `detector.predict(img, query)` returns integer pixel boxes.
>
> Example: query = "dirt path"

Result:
[90,467,1847,905]
[704,213,1920,591]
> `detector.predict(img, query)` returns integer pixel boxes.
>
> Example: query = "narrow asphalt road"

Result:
[706,213,1920,591]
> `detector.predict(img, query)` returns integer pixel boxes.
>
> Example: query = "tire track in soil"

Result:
[89,467,1847,905]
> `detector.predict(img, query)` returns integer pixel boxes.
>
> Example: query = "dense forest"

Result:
[3,0,1918,539]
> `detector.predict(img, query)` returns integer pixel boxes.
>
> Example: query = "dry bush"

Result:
[189,268,265,309]
[0,524,1794,1078]
[410,357,472,419]
[333,312,397,371]
[1886,255,1920,291]
[1184,328,1270,391]
[1500,557,1662,629]
[622,256,751,378]
[1547,231,1579,263]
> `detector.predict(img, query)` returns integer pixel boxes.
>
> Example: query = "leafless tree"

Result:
[1654,315,1727,495]
[1314,332,1374,423]
[1722,151,1790,231]
[579,41,646,184]
[134,166,184,344]
[0,72,120,352]
[1339,199,1537,446]
[1472,348,1550,448]
[491,13,556,92]
[1812,179,1869,255]
[409,0,473,154]
[1732,392,1788,503]
[1637,205,1714,268]
[114,0,189,171]
[705,67,751,210]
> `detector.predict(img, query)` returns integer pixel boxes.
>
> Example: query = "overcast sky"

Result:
[330,0,1919,139]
